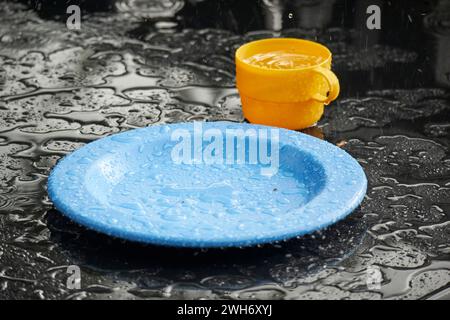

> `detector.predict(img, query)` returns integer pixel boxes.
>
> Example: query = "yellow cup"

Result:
[235,38,340,130]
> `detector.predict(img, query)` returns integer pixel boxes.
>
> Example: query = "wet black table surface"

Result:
[0,0,449,300]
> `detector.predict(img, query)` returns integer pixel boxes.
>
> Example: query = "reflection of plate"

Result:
[48,122,367,248]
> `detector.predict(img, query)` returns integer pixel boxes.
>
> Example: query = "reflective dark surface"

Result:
[0,0,449,300]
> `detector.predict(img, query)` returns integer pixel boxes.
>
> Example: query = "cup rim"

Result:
[235,38,332,73]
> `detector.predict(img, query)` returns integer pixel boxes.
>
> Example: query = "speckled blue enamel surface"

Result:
[47,121,367,248]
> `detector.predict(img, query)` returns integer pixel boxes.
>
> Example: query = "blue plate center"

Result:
[84,138,326,233]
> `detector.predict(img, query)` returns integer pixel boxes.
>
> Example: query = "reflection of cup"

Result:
[301,126,324,140]
[235,38,340,130]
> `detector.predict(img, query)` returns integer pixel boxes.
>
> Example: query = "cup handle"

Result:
[311,66,340,105]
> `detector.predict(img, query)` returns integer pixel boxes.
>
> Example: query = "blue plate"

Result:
[48,121,367,248]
